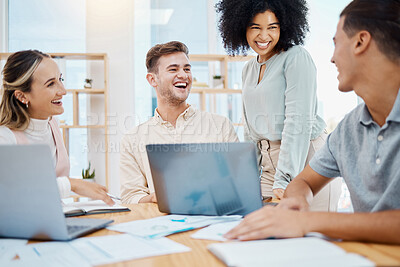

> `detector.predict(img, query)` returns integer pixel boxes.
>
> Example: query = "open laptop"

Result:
[146,142,264,216]
[0,145,113,241]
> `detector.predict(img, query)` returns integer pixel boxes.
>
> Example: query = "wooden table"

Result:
[83,204,400,267]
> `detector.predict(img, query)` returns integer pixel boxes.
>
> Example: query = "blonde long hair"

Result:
[0,50,50,130]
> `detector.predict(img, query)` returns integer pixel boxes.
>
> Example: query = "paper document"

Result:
[4,253,91,267]
[191,220,241,241]
[108,214,242,239]
[16,241,89,263]
[70,234,190,265]
[15,234,190,266]
[208,237,374,267]
[0,239,28,263]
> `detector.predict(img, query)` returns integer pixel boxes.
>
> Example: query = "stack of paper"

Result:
[70,234,190,265]
[108,214,242,239]
[14,234,190,266]
[191,220,241,241]
[208,237,374,267]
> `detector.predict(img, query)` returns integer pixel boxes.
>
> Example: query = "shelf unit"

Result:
[188,54,253,127]
[0,52,109,188]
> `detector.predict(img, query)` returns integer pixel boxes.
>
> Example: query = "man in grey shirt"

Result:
[224,0,400,244]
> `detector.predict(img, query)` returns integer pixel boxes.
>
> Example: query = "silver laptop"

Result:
[146,142,263,216]
[0,145,113,241]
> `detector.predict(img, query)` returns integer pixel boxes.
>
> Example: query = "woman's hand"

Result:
[273,188,285,199]
[68,178,114,206]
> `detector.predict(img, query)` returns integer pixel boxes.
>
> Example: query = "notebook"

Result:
[146,142,263,216]
[63,200,130,217]
[0,144,113,241]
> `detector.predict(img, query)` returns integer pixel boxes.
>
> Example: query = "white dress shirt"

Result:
[120,105,239,204]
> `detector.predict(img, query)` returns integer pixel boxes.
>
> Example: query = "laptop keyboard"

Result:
[215,199,243,215]
[67,225,90,235]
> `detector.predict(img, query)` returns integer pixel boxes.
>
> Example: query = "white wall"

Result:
[133,0,152,123]
[0,0,8,52]
[305,0,356,130]
[86,0,136,195]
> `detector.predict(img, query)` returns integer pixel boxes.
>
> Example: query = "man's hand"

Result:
[69,178,114,206]
[273,188,285,199]
[139,193,157,203]
[224,206,309,241]
[277,196,310,211]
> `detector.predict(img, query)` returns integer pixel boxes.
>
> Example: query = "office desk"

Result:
[83,204,400,267]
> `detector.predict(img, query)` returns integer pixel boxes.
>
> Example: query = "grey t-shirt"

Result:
[310,90,400,212]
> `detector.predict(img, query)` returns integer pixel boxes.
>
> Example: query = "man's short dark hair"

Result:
[341,0,400,62]
[146,41,189,73]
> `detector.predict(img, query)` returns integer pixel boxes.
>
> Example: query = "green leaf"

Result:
[82,161,95,179]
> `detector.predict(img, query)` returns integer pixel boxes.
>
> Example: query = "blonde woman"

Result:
[0,50,114,205]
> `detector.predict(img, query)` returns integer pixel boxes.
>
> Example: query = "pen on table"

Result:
[107,193,121,200]
[171,217,187,222]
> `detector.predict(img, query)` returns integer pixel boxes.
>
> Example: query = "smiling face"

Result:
[147,52,192,106]
[331,17,357,93]
[246,10,280,62]
[24,58,66,119]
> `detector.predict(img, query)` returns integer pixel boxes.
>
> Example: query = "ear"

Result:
[13,90,29,105]
[146,73,158,88]
[354,30,371,55]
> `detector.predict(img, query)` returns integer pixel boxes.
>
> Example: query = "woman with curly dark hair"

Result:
[216,0,341,211]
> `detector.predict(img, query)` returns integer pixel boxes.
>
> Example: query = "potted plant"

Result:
[212,75,223,88]
[84,78,93,89]
[82,162,95,181]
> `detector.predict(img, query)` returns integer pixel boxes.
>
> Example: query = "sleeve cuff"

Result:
[57,176,71,198]
[132,194,147,204]
[309,158,340,178]
[122,193,148,204]
[272,179,289,190]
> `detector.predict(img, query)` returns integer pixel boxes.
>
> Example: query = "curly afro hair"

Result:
[216,0,309,56]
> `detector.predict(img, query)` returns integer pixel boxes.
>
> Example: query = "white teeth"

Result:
[257,41,270,48]
[175,82,187,87]
[51,100,61,104]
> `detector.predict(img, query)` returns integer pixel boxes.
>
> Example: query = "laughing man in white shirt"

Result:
[120,41,238,204]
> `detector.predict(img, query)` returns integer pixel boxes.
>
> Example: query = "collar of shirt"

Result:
[25,118,51,136]
[254,53,278,66]
[360,88,400,126]
[386,89,400,123]
[153,105,197,128]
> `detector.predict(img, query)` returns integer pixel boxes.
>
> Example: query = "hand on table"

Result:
[223,206,308,241]
[277,197,310,211]
[69,178,114,206]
